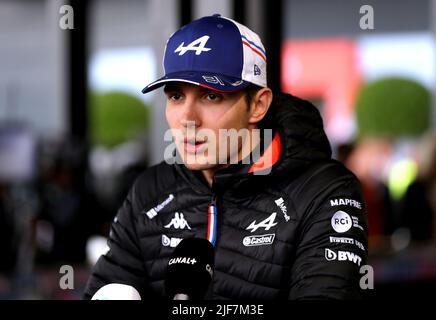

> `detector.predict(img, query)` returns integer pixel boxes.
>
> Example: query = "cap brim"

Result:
[141,71,250,94]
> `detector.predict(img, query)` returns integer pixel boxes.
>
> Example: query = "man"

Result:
[84,14,368,300]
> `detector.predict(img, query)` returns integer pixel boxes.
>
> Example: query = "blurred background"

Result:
[0,0,435,299]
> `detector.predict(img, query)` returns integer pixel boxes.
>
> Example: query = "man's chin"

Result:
[183,162,216,171]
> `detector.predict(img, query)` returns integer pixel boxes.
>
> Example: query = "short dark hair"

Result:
[243,84,262,107]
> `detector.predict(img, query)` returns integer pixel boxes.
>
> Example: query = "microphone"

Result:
[165,238,215,300]
[91,283,141,300]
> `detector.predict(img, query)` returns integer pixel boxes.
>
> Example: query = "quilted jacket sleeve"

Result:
[82,181,151,300]
[289,164,368,300]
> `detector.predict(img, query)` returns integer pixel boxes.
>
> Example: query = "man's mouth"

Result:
[183,138,207,153]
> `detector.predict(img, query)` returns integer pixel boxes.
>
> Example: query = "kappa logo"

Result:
[325,248,362,266]
[275,197,290,222]
[246,212,278,233]
[143,194,174,219]
[165,212,191,230]
[174,35,211,56]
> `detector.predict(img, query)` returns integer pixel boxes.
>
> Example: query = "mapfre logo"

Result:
[330,198,362,209]
[174,35,211,55]
[246,212,278,233]
[325,248,362,266]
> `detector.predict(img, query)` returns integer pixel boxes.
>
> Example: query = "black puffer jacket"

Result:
[83,93,368,300]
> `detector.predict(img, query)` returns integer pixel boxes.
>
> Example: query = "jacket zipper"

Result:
[206,194,217,247]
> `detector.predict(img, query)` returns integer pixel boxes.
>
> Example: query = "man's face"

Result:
[165,82,254,171]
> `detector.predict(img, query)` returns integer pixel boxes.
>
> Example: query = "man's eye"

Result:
[169,93,182,100]
[206,93,220,101]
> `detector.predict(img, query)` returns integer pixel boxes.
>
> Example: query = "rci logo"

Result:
[331,210,352,233]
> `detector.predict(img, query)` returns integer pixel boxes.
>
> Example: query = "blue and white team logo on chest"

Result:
[246,212,278,233]
[243,212,277,247]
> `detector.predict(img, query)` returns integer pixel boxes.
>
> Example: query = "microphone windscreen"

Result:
[91,283,142,300]
[165,238,214,300]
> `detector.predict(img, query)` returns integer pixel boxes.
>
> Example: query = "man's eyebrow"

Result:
[163,84,179,93]
[163,84,221,95]
[195,87,224,96]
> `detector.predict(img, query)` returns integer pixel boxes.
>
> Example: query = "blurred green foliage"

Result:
[355,77,431,138]
[89,91,150,147]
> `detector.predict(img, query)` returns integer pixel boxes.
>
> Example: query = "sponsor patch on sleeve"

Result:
[329,236,365,251]
[330,198,362,209]
[325,248,362,266]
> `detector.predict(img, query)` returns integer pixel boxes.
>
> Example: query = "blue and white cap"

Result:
[142,14,267,94]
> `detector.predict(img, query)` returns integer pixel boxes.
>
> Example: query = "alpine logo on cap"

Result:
[174,35,211,56]
[254,64,261,76]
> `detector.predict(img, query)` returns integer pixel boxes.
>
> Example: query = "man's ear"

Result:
[248,88,273,125]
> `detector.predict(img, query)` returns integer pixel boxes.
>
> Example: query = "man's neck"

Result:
[201,128,261,188]
[202,168,220,188]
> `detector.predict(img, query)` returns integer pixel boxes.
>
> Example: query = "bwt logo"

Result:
[325,248,362,266]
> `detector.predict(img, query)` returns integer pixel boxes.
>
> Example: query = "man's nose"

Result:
[179,99,201,128]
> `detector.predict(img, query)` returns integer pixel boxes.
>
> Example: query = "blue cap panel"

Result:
[164,16,243,79]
